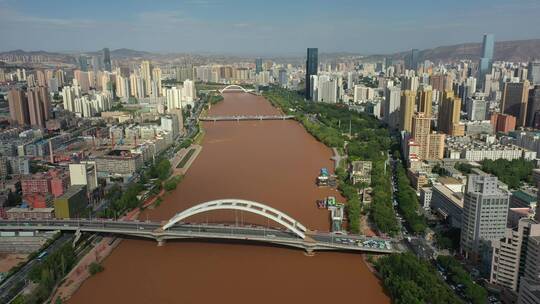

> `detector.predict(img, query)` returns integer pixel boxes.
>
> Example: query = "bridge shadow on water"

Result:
[109,234,308,253]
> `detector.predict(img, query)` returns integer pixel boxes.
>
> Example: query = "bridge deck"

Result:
[0,220,400,254]
[200,115,294,122]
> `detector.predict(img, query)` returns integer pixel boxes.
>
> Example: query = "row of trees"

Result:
[369,161,400,235]
[437,255,488,304]
[394,163,427,234]
[376,253,463,304]
[24,243,77,304]
[481,158,534,189]
[264,87,398,235]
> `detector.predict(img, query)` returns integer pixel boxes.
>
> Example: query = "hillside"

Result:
[390,39,540,63]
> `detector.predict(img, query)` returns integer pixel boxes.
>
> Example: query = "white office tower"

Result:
[490,219,540,293]
[62,86,76,112]
[165,86,184,110]
[69,162,98,191]
[116,75,130,99]
[465,77,477,99]
[161,115,180,138]
[152,67,162,96]
[461,175,510,261]
[310,75,318,101]
[384,86,401,129]
[466,94,488,121]
[317,75,337,103]
[182,79,196,107]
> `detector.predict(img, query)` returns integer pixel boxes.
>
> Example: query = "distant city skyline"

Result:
[1,0,540,55]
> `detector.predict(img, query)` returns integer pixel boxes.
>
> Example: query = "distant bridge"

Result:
[219,85,254,94]
[200,115,294,122]
[0,199,400,254]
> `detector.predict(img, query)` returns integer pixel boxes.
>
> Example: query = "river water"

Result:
[68,92,389,304]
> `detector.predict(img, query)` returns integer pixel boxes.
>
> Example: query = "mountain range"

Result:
[1,38,540,63]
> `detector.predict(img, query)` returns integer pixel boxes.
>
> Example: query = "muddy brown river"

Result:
[68,92,390,304]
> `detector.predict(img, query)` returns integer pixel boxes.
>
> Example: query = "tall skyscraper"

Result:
[528,60,540,85]
[418,86,433,117]
[405,49,420,71]
[482,34,495,60]
[141,61,152,97]
[305,48,318,100]
[103,48,111,72]
[384,86,401,129]
[8,89,30,126]
[526,85,540,128]
[502,80,531,127]
[399,90,416,132]
[255,58,263,74]
[152,67,162,97]
[27,87,48,128]
[461,174,509,262]
[479,34,495,89]
[411,113,431,160]
[438,91,463,136]
[78,56,89,72]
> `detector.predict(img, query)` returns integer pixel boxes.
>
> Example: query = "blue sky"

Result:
[1,0,540,55]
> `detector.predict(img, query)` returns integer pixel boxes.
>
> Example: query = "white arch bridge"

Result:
[219,85,254,93]
[0,199,400,254]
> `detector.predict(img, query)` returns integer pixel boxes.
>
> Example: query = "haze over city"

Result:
[1,0,540,54]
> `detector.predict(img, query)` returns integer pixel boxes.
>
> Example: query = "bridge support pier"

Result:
[304,246,315,256]
[157,239,166,246]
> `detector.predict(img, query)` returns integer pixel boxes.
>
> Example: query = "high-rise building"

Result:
[482,34,495,60]
[255,58,263,74]
[78,56,89,72]
[140,60,152,97]
[406,49,420,70]
[491,113,517,133]
[526,85,540,128]
[490,219,540,293]
[103,48,111,72]
[411,113,431,159]
[305,48,318,100]
[400,90,416,132]
[528,60,540,85]
[8,89,30,126]
[479,34,495,89]
[461,174,510,262]
[427,133,445,160]
[502,80,531,127]
[317,76,338,103]
[438,91,463,136]
[517,236,540,304]
[467,95,488,121]
[384,86,401,129]
[27,86,50,128]
[278,69,287,87]
[152,67,162,97]
[418,86,433,117]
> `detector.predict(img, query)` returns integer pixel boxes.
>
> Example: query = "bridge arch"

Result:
[219,84,249,93]
[162,199,307,239]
